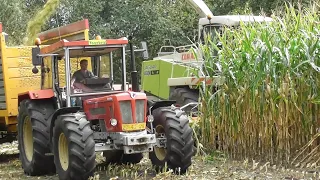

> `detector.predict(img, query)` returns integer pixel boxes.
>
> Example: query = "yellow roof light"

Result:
[207,14,212,20]
[35,38,41,46]
[95,35,102,40]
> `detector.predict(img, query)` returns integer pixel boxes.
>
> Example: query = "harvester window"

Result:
[201,24,223,43]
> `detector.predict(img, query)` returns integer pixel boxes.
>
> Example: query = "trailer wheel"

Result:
[169,87,199,115]
[17,99,55,176]
[149,107,194,174]
[53,113,96,180]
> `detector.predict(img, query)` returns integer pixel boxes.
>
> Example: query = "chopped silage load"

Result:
[0,141,19,155]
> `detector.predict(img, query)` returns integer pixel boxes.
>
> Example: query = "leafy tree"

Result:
[95,0,199,83]
[0,0,31,45]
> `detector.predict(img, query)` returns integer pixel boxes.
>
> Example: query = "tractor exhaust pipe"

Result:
[128,36,139,92]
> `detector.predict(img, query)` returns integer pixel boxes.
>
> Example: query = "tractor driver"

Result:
[71,59,96,92]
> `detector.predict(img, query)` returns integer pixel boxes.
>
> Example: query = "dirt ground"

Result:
[0,141,319,180]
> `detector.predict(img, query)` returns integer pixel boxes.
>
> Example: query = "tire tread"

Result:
[53,113,96,180]
[149,106,194,174]
[18,99,55,176]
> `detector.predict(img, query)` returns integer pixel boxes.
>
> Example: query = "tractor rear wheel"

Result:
[169,87,199,115]
[149,106,194,174]
[17,99,55,176]
[53,113,96,180]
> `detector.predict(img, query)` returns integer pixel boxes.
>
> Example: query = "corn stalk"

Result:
[199,2,320,166]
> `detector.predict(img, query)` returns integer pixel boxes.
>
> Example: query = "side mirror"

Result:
[32,47,41,66]
[140,41,149,60]
[31,47,42,74]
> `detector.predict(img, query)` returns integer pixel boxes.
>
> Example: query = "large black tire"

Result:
[169,87,199,115]
[17,99,55,176]
[103,151,143,165]
[170,87,200,153]
[53,113,96,180]
[149,106,194,174]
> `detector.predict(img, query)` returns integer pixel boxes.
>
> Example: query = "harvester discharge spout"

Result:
[186,0,214,19]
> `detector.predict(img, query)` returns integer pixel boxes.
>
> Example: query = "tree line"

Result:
[0,0,310,82]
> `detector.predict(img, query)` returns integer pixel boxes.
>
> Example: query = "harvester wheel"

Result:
[103,151,143,165]
[169,87,199,115]
[149,106,194,174]
[17,99,55,176]
[52,113,96,180]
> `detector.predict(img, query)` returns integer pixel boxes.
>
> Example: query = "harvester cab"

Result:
[17,19,195,180]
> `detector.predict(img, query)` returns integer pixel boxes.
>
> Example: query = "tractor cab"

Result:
[31,36,129,108]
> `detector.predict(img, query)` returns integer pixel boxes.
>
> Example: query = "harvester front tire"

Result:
[17,99,55,176]
[169,87,199,115]
[149,107,194,174]
[53,113,96,180]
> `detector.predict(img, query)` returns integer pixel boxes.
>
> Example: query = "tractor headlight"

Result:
[135,100,145,123]
[110,118,118,126]
[119,101,133,124]
[147,115,154,123]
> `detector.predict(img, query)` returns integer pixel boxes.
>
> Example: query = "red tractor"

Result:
[16,31,194,179]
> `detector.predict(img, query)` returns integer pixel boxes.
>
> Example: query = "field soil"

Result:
[0,141,318,180]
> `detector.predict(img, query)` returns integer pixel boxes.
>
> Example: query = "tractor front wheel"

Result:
[149,106,194,174]
[53,113,96,180]
[17,99,55,176]
[169,87,200,154]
